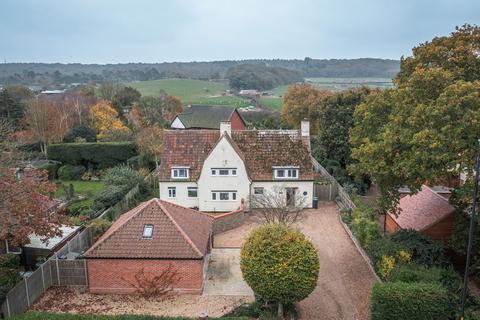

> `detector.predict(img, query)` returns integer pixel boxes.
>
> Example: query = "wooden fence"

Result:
[312,157,356,210]
[1,227,93,318]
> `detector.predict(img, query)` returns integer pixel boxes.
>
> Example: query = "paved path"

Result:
[214,202,376,320]
[203,248,254,296]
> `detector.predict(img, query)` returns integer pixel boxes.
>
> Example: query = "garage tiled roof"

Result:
[159,129,313,181]
[85,199,213,259]
[388,185,455,231]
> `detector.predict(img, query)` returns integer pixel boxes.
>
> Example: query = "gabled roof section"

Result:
[159,129,313,181]
[388,185,455,231]
[85,199,213,259]
[172,105,245,129]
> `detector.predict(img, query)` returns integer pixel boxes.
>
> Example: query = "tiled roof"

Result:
[175,105,245,129]
[159,129,313,181]
[388,185,455,231]
[85,199,213,259]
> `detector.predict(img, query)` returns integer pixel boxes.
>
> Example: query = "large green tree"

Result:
[349,25,480,211]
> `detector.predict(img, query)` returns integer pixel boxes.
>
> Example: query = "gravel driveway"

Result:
[214,202,376,320]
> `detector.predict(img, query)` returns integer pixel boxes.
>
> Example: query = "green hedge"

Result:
[388,264,460,291]
[0,254,20,269]
[370,282,454,320]
[58,165,86,180]
[36,160,61,180]
[48,142,137,169]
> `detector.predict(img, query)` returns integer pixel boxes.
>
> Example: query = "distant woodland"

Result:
[0,58,399,87]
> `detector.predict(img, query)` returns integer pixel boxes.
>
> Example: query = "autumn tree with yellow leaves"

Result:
[89,101,132,141]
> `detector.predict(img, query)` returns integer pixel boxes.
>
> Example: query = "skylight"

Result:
[143,224,154,238]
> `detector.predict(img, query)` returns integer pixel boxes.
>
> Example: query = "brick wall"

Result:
[87,258,204,294]
[211,208,245,235]
[230,111,246,130]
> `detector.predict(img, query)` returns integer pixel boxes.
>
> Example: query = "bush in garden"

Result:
[102,165,144,191]
[368,238,404,269]
[370,282,454,320]
[36,160,61,180]
[93,185,127,211]
[0,254,20,269]
[390,229,449,267]
[240,224,319,317]
[90,218,113,238]
[63,125,96,143]
[57,164,86,180]
[388,264,460,291]
[66,199,92,216]
[352,216,380,251]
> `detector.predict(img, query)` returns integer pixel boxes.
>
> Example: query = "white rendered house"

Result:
[159,121,314,212]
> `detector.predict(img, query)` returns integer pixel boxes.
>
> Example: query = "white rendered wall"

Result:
[159,181,199,208]
[170,117,185,129]
[197,136,251,212]
[250,181,314,209]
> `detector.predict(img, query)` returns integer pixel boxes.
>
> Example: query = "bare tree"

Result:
[250,185,307,225]
[122,265,181,299]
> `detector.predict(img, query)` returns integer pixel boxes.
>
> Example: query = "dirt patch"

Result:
[32,287,252,318]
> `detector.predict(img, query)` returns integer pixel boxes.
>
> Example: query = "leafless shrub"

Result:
[122,265,181,299]
[250,185,307,225]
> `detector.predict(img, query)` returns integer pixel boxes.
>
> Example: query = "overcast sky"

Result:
[0,0,478,64]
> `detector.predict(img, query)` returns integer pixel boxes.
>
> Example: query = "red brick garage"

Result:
[85,199,213,294]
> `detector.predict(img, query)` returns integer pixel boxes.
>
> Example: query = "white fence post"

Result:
[56,258,61,286]
[84,259,88,287]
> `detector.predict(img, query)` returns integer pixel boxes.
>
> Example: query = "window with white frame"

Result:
[274,168,299,179]
[168,187,176,198]
[211,190,237,201]
[254,187,264,195]
[187,187,198,198]
[142,224,154,238]
[211,168,237,176]
[171,167,189,179]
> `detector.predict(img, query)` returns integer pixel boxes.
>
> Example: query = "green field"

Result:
[129,79,249,108]
[129,77,393,112]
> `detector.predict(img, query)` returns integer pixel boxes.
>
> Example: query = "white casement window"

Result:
[274,167,299,179]
[142,224,154,238]
[187,187,198,198]
[211,168,237,176]
[254,187,264,195]
[168,187,176,198]
[171,167,189,179]
[211,190,237,201]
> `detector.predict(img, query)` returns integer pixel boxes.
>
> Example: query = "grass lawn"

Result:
[258,96,283,111]
[54,181,104,199]
[12,312,248,320]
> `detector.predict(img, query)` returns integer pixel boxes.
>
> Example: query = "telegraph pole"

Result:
[460,139,480,319]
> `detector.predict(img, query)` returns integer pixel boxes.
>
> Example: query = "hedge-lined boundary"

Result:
[47,142,137,169]
[338,214,382,283]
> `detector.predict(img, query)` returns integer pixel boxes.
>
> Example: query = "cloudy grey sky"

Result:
[0,0,478,63]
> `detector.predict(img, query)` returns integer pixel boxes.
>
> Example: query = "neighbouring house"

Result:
[159,120,314,212]
[85,198,213,294]
[170,105,247,130]
[386,185,456,241]
[238,89,260,98]
[22,225,80,269]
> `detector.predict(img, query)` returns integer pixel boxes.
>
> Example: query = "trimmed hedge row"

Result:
[47,142,137,169]
[370,282,454,320]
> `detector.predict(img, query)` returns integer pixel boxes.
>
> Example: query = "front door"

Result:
[286,188,296,207]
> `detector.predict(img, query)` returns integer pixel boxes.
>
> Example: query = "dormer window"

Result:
[142,224,154,238]
[273,167,299,179]
[171,167,189,179]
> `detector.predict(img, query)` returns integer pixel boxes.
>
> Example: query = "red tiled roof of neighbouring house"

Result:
[85,199,213,259]
[388,185,455,231]
[159,129,313,181]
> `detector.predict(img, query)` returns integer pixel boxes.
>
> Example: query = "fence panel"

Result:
[5,281,28,316]
[1,299,9,318]
[57,260,87,286]
[26,268,44,305]
[42,261,53,289]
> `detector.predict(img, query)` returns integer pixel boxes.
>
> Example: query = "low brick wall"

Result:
[87,259,204,294]
[210,208,245,235]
